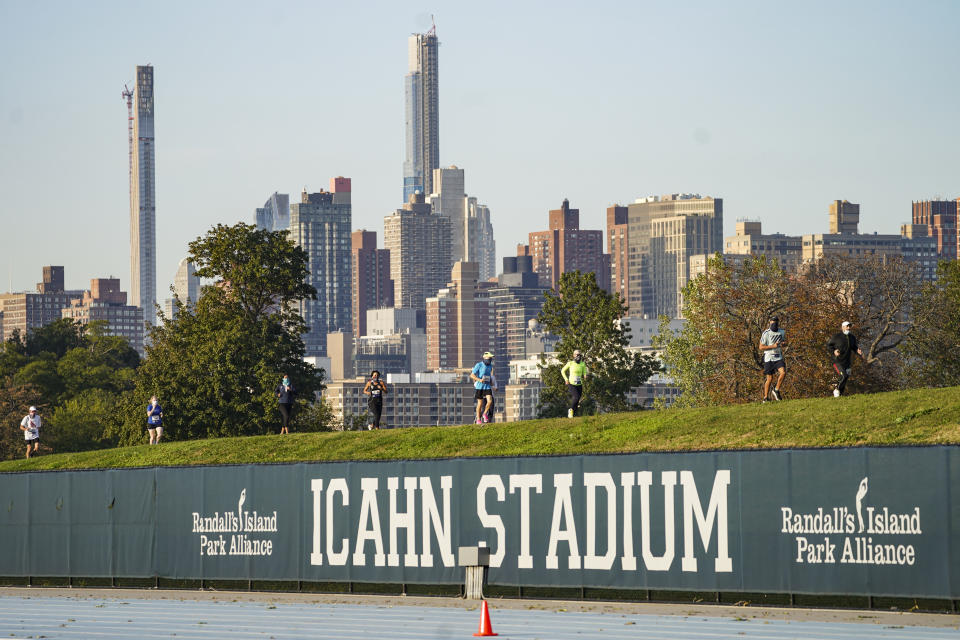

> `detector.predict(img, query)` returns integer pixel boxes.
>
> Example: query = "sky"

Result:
[1,0,958,300]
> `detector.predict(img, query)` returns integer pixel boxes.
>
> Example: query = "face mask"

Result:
[843,329,850,335]
[483,359,492,366]
[770,322,778,332]
[574,356,582,363]
[282,378,289,385]
[372,375,379,381]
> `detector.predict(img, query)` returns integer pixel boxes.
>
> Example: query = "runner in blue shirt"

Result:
[146,396,164,444]
[469,351,498,424]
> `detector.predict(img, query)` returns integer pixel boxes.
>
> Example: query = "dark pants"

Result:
[568,384,583,413]
[279,403,293,428]
[833,363,851,395]
[368,399,383,428]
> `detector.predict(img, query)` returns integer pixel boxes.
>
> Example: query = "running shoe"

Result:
[772,389,783,401]
[568,408,574,418]
[833,388,841,398]
[475,417,482,425]
[482,412,491,423]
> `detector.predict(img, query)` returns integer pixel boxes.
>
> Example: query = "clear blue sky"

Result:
[1,0,958,299]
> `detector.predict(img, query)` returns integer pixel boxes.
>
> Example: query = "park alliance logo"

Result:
[191,489,278,557]
[780,477,922,566]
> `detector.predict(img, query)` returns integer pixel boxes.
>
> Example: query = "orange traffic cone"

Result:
[473,599,498,637]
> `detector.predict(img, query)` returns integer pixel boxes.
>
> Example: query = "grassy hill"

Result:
[2,386,959,473]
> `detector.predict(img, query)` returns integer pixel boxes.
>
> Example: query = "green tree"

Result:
[536,271,658,417]
[23,318,87,358]
[46,389,124,452]
[127,223,325,442]
[0,381,43,461]
[904,260,960,387]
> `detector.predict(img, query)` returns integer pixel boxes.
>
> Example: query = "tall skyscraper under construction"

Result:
[403,25,439,200]
[127,65,157,325]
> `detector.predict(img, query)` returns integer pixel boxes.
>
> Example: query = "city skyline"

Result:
[1,1,959,298]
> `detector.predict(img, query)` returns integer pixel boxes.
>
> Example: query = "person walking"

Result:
[363,370,388,430]
[470,352,497,424]
[561,349,588,418]
[19,406,41,459]
[827,320,863,397]
[759,316,787,402]
[146,395,164,444]
[275,373,296,434]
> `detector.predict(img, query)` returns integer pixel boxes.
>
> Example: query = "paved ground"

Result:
[0,589,957,639]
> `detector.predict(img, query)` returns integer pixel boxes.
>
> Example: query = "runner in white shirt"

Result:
[20,406,42,459]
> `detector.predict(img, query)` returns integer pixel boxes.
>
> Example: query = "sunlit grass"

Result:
[2,385,958,472]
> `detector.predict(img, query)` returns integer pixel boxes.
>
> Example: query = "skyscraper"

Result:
[606,206,629,303]
[351,230,394,339]
[426,261,493,371]
[383,192,451,312]
[911,199,958,260]
[255,192,290,232]
[403,27,439,200]
[429,166,465,265]
[517,199,609,291]
[626,194,723,318]
[289,178,353,357]
[130,65,157,325]
[466,197,497,281]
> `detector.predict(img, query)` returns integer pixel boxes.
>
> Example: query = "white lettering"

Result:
[388,477,419,567]
[326,478,349,566]
[476,475,506,568]
[509,474,542,569]
[353,477,386,567]
[310,479,323,566]
[620,472,637,571]
[680,470,732,572]
[420,476,455,567]
[638,471,676,571]
[546,473,581,570]
[583,473,616,570]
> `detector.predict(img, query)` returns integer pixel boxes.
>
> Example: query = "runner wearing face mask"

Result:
[759,315,787,402]
[470,352,497,424]
[827,321,863,397]
[363,370,388,430]
[561,349,588,418]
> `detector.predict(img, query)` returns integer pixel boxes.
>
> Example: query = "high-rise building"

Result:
[403,27,440,200]
[383,192,451,312]
[428,166,465,266]
[803,201,938,281]
[606,206,629,304]
[130,65,157,326]
[0,267,83,342]
[163,257,201,320]
[486,256,549,384]
[723,220,802,273]
[289,178,353,357]
[426,262,494,371]
[466,197,497,281]
[911,199,958,261]
[351,230,394,340]
[37,266,65,294]
[625,194,723,318]
[61,278,145,354]
[829,200,860,234]
[255,192,290,232]
[518,199,609,291]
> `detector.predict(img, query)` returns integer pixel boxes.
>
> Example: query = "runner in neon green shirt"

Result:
[561,349,588,418]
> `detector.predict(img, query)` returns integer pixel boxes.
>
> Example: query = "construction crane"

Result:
[121,84,134,196]
[427,14,436,37]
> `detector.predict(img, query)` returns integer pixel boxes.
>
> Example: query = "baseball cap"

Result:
[842,321,852,327]
[482,351,494,359]
[29,406,36,412]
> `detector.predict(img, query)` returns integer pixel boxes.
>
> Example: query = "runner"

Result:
[561,349,588,418]
[362,370,387,430]
[827,320,863,397]
[759,316,787,402]
[469,352,497,424]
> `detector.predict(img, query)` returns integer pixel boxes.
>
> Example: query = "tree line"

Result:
[654,254,960,405]
[0,223,336,461]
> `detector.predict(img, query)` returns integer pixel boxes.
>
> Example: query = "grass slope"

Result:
[3,386,959,473]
